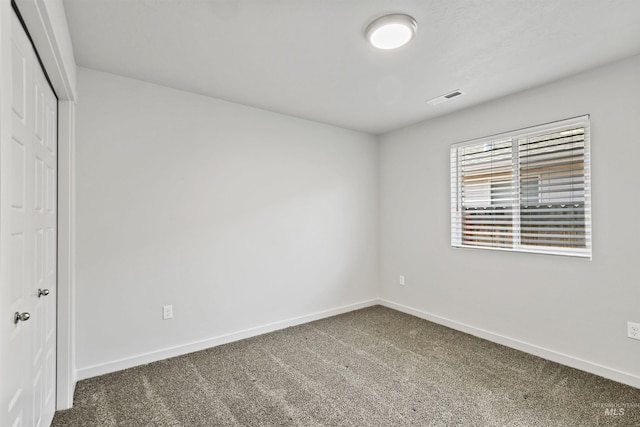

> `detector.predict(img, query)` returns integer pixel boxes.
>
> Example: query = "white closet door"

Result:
[1,11,57,427]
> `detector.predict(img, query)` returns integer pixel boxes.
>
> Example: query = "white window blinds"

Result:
[451,116,591,258]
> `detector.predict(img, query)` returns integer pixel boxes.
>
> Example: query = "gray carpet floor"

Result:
[53,306,640,426]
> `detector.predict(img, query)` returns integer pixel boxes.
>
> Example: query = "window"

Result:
[450,116,591,258]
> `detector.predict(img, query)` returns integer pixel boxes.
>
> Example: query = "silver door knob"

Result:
[14,312,30,324]
[38,289,49,297]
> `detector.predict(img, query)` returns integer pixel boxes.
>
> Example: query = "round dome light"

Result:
[365,14,418,50]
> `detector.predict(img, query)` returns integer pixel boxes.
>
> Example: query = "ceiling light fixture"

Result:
[365,14,418,50]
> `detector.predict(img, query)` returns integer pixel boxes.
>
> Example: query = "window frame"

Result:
[450,116,592,258]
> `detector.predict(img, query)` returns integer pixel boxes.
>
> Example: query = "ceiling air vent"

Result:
[426,90,464,105]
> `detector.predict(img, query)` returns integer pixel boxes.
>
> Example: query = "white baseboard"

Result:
[76,298,640,389]
[76,299,379,381]
[378,299,640,389]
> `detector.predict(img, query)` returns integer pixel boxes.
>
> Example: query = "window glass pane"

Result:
[459,140,514,248]
[519,127,586,249]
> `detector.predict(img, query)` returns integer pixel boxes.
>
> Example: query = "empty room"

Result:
[1,0,640,426]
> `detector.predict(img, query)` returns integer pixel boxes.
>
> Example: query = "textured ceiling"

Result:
[62,0,640,134]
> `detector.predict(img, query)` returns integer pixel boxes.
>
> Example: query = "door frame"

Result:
[1,0,77,410]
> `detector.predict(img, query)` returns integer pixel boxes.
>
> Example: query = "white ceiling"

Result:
[62,0,640,134]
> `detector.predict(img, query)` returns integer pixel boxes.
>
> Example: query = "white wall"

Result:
[379,54,640,386]
[75,53,640,386]
[75,68,379,377]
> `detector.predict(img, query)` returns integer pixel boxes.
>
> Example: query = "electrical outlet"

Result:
[163,305,173,320]
[628,322,640,340]
[399,275,405,286]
